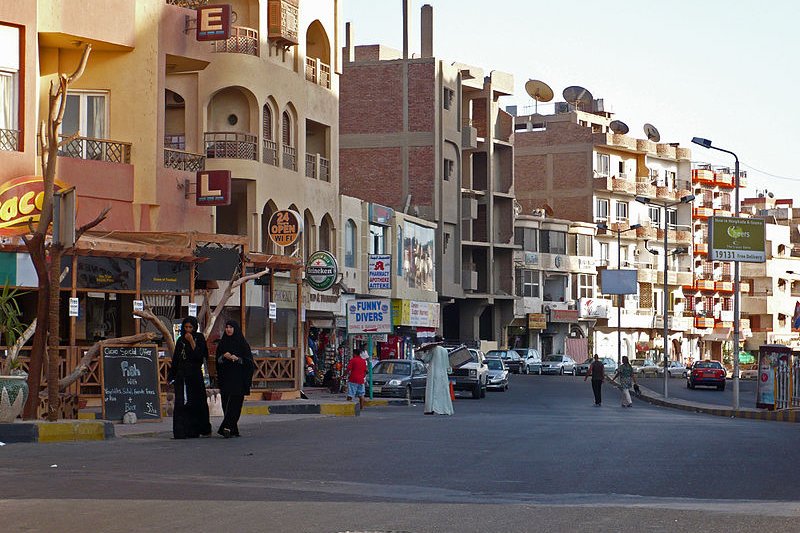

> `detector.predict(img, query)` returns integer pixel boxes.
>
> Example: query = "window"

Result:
[540,230,566,254]
[575,274,595,299]
[666,208,677,229]
[618,160,625,176]
[443,158,454,181]
[568,234,592,256]
[650,168,660,185]
[595,153,610,177]
[595,198,609,220]
[397,225,403,276]
[345,219,357,268]
[369,224,385,254]
[443,87,454,110]
[282,111,292,145]
[665,170,676,188]
[615,201,628,222]
[262,104,273,140]
[599,242,609,264]
[0,24,20,151]
[515,268,539,298]
[63,91,108,139]
[514,227,538,251]
[649,206,660,226]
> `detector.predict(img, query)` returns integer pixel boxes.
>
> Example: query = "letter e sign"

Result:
[196,170,231,206]
[196,4,232,41]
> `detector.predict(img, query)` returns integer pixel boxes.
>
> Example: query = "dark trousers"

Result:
[591,380,603,405]
[219,392,245,435]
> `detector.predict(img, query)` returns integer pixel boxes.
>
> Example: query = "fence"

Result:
[775,356,800,409]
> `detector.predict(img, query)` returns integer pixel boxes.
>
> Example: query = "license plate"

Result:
[372,386,382,393]
[703,372,714,377]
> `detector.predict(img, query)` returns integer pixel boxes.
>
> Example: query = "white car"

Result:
[657,360,689,378]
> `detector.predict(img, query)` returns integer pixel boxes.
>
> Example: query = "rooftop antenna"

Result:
[562,85,593,112]
[525,79,554,115]
[609,120,629,135]
[643,123,661,143]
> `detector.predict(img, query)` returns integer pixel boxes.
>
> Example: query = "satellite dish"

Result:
[643,123,661,143]
[525,79,554,114]
[768,192,775,198]
[609,120,629,135]
[562,85,593,111]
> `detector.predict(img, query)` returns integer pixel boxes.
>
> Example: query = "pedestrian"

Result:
[215,320,254,438]
[346,345,368,410]
[416,336,454,415]
[584,353,605,406]
[613,355,637,408]
[169,316,212,439]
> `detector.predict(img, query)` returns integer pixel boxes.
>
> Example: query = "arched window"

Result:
[345,220,357,268]
[319,214,334,253]
[282,111,291,146]
[263,104,273,140]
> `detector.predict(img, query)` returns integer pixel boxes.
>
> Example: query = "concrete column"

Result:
[344,22,354,63]
[402,0,409,60]
[421,4,433,58]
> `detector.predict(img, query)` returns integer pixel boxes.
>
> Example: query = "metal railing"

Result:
[319,62,331,89]
[204,131,257,161]
[305,153,316,178]
[282,145,297,170]
[212,26,259,56]
[58,135,132,164]
[319,156,330,182]
[262,139,278,166]
[305,57,317,84]
[305,58,332,89]
[0,128,19,151]
[164,134,185,150]
[164,148,205,171]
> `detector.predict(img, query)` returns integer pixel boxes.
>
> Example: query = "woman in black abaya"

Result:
[215,320,254,438]
[170,316,212,439]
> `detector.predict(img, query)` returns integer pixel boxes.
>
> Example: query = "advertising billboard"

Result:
[346,298,392,334]
[402,221,435,291]
[709,216,766,263]
[368,254,392,290]
[600,269,637,295]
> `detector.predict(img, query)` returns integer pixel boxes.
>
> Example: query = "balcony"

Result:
[164,134,185,150]
[695,317,715,329]
[268,0,299,47]
[693,207,714,219]
[637,139,656,153]
[656,186,676,201]
[715,281,733,292]
[319,156,330,182]
[656,144,676,159]
[636,225,657,239]
[675,229,692,243]
[676,271,693,287]
[715,172,734,188]
[212,26,259,56]
[714,208,732,217]
[635,180,656,197]
[305,57,332,89]
[304,153,316,178]
[204,132,257,161]
[59,135,131,164]
[676,147,691,160]
[696,279,715,291]
[692,169,715,184]
[611,177,635,194]
[0,128,20,151]
[695,242,708,255]
[262,139,278,166]
[282,145,297,170]
[164,148,205,172]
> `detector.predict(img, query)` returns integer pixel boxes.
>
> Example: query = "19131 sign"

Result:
[101,344,162,421]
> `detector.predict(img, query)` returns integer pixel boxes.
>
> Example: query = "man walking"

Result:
[584,354,605,406]
[346,346,368,410]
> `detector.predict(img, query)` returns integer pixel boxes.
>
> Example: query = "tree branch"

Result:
[74,207,111,242]
[231,268,269,289]
[66,44,92,84]
[133,309,175,354]
[58,332,155,390]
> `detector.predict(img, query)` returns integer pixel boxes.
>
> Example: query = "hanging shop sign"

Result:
[369,203,394,225]
[709,216,766,263]
[268,209,303,247]
[346,298,392,334]
[579,298,611,319]
[196,4,232,41]
[391,300,440,328]
[305,250,338,292]
[60,256,135,290]
[195,170,231,206]
[549,309,580,323]
[527,313,547,329]
[368,254,392,290]
[0,176,70,236]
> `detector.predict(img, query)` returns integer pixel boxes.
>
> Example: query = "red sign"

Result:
[549,309,580,323]
[196,4,231,41]
[0,176,69,236]
[195,170,231,206]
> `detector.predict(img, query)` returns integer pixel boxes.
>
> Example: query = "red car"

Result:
[687,360,726,390]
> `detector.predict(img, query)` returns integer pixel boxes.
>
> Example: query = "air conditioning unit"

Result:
[462,270,478,291]
[462,198,478,220]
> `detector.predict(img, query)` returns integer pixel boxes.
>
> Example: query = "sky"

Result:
[341,0,800,202]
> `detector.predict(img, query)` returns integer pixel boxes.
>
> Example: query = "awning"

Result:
[508,318,527,327]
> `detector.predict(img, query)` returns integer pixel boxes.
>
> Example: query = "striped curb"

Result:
[0,420,113,443]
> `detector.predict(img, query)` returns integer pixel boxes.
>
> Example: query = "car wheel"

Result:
[480,382,487,398]
[523,365,528,375]
[538,368,542,375]
[472,382,481,399]
[560,367,564,376]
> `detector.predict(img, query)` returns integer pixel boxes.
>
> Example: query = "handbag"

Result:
[633,383,641,394]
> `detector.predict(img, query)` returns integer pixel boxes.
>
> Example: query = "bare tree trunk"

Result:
[46,245,63,420]
[22,233,49,419]
[58,332,155,390]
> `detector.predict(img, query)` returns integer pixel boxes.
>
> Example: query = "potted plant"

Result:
[0,284,29,422]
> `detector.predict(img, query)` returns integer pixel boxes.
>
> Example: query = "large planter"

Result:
[0,375,29,422]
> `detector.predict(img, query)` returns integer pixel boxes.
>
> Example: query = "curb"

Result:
[0,420,114,444]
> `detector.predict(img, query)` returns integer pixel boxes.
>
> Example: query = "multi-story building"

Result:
[513,103,694,362]
[511,213,597,360]
[339,4,515,344]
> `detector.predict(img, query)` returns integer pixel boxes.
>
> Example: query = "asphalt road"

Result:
[637,375,758,408]
[1,374,798,532]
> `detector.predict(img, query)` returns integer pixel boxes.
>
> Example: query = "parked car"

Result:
[575,357,617,376]
[514,348,543,374]
[687,360,726,390]
[486,349,523,374]
[632,359,658,377]
[541,354,576,375]
[657,360,689,378]
[366,359,427,400]
[739,364,758,380]
[449,348,488,399]
[485,357,509,391]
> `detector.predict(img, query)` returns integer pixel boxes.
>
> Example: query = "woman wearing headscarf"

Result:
[215,320,254,438]
[170,316,212,439]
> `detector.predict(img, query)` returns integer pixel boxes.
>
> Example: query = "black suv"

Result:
[486,349,523,374]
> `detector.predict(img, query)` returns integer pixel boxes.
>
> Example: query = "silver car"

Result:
[485,358,509,391]
[632,359,658,377]
[657,360,689,378]
[541,354,576,375]
[514,348,543,374]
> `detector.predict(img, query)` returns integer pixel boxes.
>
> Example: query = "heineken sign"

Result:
[709,216,766,263]
[305,250,338,291]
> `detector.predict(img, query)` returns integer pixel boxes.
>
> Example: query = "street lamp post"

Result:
[692,137,741,410]
[597,222,641,365]
[635,194,695,399]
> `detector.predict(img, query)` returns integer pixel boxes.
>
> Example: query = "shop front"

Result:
[387,299,440,360]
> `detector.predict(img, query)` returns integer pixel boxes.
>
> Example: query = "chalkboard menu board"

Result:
[102,344,162,421]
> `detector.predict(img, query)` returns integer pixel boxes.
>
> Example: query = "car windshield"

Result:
[486,359,504,370]
[581,358,593,364]
[631,360,646,366]
[545,356,564,362]
[603,359,615,365]
[695,361,723,369]
[372,361,411,375]
[487,350,508,359]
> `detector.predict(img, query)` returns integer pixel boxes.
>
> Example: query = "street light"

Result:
[635,193,695,399]
[597,221,641,365]
[692,136,742,410]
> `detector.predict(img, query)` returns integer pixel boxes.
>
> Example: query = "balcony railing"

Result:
[282,145,297,170]
[58,135,131,164]
[305,57,332,89]
[164,148,205,172]
[304,153,316,178]
[212,26,259,56]
[204,131,257,161]
[319,62,331,89]
[262,139,278,166]
[164,134,185,150]
[0,128,19,151]
[319,156,330,182]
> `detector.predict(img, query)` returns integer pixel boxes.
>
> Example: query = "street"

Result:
[638,376,758,408]
[1,374,799,532]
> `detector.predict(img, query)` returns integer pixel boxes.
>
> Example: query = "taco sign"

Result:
[0,176,70,236]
